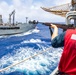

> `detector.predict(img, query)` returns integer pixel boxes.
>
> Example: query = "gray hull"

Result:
[0,23,36,35]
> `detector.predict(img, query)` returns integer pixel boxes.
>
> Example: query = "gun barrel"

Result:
[29,21,75,30]
[41,22,75,30]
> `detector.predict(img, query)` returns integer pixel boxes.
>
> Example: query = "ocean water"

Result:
[0,23,63,75]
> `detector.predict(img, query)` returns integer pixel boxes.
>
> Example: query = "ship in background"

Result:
[0,10,36,35]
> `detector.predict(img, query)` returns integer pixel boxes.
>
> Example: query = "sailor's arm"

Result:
[50,24,65,48]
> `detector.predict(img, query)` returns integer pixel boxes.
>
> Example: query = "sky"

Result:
[0,0,71,23]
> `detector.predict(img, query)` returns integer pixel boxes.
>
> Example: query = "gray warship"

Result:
[0,10,36,35]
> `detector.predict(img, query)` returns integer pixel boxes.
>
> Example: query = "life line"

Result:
[0,47,52,72]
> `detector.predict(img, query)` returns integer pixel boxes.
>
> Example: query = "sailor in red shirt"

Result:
[51,24,76,75]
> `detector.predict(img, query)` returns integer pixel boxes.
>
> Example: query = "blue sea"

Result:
[0,23,63,75]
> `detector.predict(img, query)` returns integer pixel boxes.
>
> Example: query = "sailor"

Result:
[50,24,76,75]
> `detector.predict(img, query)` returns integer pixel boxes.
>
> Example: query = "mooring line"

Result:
[0,47,52,72]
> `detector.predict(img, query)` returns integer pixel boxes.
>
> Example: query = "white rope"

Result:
[50,67,58,75]
[0,47,51,72]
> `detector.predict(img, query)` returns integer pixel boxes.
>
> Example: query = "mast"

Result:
[0,15,3,25]
[26,17,28,23]
[9,10,15,25]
